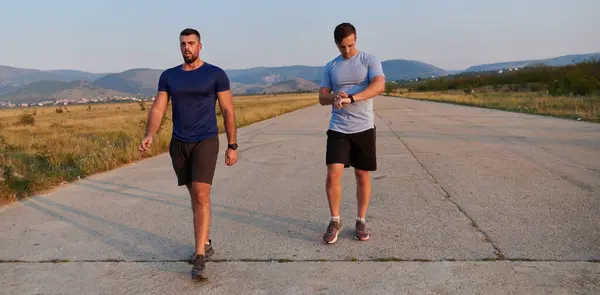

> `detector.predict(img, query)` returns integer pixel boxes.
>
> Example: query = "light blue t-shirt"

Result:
[320,51,385,134]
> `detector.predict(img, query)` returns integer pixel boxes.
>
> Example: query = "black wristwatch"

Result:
[228,143,238,150]
[349,94,355,104]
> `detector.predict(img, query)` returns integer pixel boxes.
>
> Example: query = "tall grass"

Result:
[0,93,317,204]
[391,91,600,122]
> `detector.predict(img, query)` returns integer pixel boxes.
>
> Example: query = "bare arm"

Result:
[319,62,339,106]
[319,87,335,105]
[145,91,169,137]
[217,89,237,145]
[319,87,348,105]
[217,89,238,166]
[352,76,386,102]
[139,91,168,152]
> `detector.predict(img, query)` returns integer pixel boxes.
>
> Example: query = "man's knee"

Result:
[354,169,370,186]
[327,164,344,184]
[190,182,211,205]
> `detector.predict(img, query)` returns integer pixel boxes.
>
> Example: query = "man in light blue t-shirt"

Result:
[319,22,386,244]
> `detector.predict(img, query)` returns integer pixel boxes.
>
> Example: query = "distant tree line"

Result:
[388,59,600,96]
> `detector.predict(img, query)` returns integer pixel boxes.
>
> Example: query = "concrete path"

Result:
[1,96,599,294]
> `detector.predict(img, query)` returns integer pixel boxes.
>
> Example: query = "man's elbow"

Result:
[222,107,235,118]
[371,78,385,94]
[318,94,327,105]
[149,105,165,116]
[375,83,385,94]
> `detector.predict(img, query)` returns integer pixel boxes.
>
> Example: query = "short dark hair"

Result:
[180,28,201,41]
[334,23,356,44]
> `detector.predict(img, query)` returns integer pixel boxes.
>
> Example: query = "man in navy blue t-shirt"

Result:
[139,28,238,280]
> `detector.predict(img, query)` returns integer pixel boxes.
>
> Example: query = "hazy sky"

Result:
[1,0,598,73]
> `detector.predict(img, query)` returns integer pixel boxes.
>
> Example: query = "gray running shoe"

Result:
[190,254,206,280]
[188,239,215,264]
[323,220,343,244]
[354,220,371,241]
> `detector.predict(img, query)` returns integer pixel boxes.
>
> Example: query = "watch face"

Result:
[229,143,238,150]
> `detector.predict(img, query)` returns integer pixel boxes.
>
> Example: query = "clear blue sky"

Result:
[0,0,598,73]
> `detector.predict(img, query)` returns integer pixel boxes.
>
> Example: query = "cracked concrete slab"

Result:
[1,96,599,292]
[0,98,494,263]
[375,98,600,261]
[1,261,598,295]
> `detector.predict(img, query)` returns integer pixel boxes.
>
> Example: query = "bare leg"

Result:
[355,169,371,219]
[326,164,345,217]
[187,182,211,255]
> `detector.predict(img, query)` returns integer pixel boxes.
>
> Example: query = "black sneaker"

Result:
[190,254,206,280]
[188,239,215,264]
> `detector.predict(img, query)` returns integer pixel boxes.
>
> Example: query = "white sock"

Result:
[357,217,366,223]
[331,216,341,222]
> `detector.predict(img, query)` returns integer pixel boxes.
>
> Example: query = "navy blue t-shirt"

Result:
[157,62,230,142]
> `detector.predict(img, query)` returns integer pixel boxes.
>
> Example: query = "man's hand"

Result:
[335,98,352,109]
[225,148,238,166]
[334,91,349,109]
[334,91,348,100]
[138,135,153,152]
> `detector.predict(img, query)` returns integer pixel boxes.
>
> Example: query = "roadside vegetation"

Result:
[385,60,600,122]
[0,93,317,205]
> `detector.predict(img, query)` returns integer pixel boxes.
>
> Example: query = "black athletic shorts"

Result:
[169,135,219,186]
[325,127,377,171]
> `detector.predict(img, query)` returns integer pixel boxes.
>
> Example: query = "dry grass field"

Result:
[390,91,600,122]
[0,93,318,204]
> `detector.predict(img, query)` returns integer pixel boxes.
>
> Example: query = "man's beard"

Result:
[183,53,198,64]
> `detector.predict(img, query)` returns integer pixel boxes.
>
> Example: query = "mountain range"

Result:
[2,80,131,104]
[1,52,598,103]
[463,53,600,73]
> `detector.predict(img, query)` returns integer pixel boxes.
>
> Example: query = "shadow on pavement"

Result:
[72,179,323,243]
[20,196,192,261]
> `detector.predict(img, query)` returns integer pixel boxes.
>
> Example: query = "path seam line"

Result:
[0,258,597,264]
[375,112,505,259]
